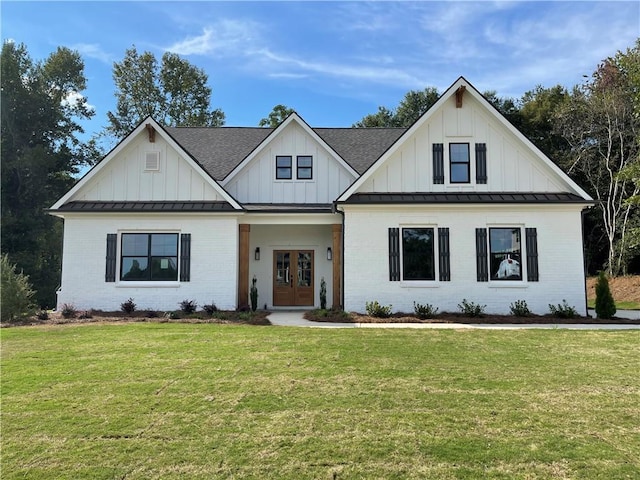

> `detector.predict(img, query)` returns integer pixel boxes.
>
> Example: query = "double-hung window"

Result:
[120,233,179,281]
[297,156,313,179]
[276,156,292,179]
[449,143,470,183]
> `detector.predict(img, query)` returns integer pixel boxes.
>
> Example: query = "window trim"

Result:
[275,155,292,180]
[120,232,180,282]
[296,155,313,180]
[449,143,471,184]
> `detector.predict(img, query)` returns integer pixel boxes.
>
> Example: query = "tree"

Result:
[594,270,616,319]
[106,46,224,139]
[259,104,295,127]
[554,42,640,275]
[1,41,95,307]
[0,254,35,322]
[354,87,440,127]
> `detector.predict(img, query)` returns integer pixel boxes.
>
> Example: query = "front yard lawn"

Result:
[2,324,639,479]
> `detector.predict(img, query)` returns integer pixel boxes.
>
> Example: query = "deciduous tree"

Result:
[1,41,96,307]
[259,104,295,127]
[106,46,225,139]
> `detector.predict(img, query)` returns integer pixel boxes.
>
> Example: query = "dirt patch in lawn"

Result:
[586,275,640,303]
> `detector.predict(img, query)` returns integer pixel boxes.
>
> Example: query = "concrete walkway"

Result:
[267,310,640,330]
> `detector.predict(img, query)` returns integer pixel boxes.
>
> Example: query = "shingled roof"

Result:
[165,125,406,180]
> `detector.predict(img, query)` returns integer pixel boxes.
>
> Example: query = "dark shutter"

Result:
[180,233,191,282]
[105,234,117,282]
[433,143,444,184]
[525,228,539,282]
[438,227,451,281]
[476,143,487,184]
[389,228,400,281]
[475,228,488,282]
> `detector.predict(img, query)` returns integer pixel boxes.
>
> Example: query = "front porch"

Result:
[238,221,342,310]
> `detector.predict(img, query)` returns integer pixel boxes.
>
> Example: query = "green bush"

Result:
[509,300,531,317]
[594,271,616,319]
[202,303,218,315]
[320,277,327,310]
[1,254,35,322]
[365,301,393,318]
[549,300,578,319]
[179,299,197,314]
[413,301,438,319]
[458,299,486,317]
[121,298,136,314]
[61,303,78,319]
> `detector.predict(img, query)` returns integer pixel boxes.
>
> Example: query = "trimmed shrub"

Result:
[549,300,578,319]
[121,298,136,315]
[202,303,218,315]
[458,299,486,317]
[413,301,438,319]
[365,301,392,318]
[0,253,35,322]
[36,310,49,321]
[61,303,78,319]
[509,300,531,317]
[595,271,616,319]
[179,299,197,314]
[320,277,327,310]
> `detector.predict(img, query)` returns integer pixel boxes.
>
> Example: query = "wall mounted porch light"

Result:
[255,247,260,261]
[327,247,332,261]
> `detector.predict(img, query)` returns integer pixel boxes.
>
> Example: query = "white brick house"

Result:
[50,77,593,315]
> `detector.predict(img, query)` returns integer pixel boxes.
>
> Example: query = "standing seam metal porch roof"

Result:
[165,126,407,180]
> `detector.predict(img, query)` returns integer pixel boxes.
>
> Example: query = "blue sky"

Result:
[2,1,639,142]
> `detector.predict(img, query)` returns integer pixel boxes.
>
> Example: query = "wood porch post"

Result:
[332,224,342,309]
[238,224,250,309]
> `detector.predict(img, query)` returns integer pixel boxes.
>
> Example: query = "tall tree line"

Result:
[1,40,638,308]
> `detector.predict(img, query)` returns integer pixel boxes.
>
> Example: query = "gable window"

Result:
[450,143,470,183]
[120,233,178,281]
[489,228,522,281]
[297,155,313,179]
[276,156,292,179]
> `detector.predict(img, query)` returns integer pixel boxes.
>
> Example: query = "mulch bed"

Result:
[305,311,640,325]
[2,310,272,328]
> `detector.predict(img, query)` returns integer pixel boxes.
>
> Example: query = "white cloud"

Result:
[71,43,113,64]
[61,90,95,112]
[165,20,259,57]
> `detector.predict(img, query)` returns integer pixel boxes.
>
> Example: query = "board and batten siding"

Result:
[71,133,225,202]
[57,214,238,311]
[342,205,587,316]
[359,93,569,194]
[224,122,356,204]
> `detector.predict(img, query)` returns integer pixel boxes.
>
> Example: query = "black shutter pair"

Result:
[433,143,487,184]
[388,228,450,281]
[475,228,538,282]
[105,233,191,282]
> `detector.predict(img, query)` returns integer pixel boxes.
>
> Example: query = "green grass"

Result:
[2,324,639,479]
[587,299,640,310]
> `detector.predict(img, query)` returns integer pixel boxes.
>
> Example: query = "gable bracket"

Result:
[456,85,466,108]
[146,123,156,143]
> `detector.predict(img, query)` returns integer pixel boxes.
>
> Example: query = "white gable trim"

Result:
[50,117,242,210]
[221,112,359,186]
[337,77,593,202]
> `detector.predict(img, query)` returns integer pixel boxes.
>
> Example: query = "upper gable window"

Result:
[276,156,292,179]
[297,156,313,180]
[449,143,470,183]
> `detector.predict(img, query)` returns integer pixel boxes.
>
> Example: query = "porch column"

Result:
[238,224,250,309]
[332,224,342,309]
